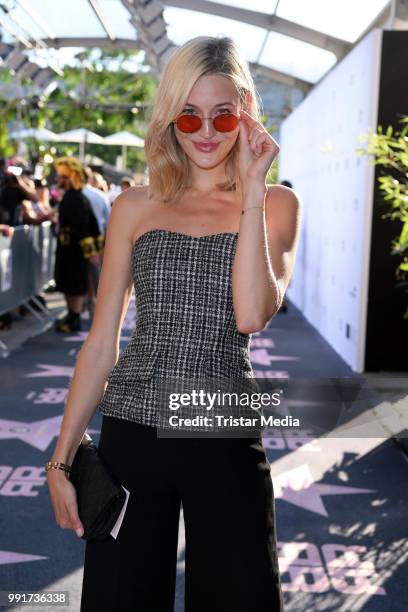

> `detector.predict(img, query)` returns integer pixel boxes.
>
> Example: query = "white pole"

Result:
[121,144,127,170]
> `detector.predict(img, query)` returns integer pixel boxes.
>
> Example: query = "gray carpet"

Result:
[0,295,406,611]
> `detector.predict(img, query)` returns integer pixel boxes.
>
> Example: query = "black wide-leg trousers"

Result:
[80,415,284,611]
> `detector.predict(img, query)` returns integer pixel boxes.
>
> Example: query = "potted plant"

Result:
[356,116,408,319]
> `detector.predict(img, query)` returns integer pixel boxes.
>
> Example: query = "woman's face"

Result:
[173,73,242,170]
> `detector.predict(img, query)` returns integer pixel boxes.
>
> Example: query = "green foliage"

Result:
[0,116,13,157]
[44,48,155,169]
[1,48,156,170]
[260,115,279,185]
[356,115,408,318]
[0,67,16,156]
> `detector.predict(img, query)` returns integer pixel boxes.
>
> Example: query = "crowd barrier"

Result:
[0,222,56,316]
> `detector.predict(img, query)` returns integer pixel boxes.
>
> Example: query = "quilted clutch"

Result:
[69,432,126,541]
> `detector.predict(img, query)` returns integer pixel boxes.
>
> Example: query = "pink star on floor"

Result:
[0,550,47,565]
[250,349,299,366]
[63,331,89,342]
[25,365,74,378]
[274,464,375,517]
[0,415,63,450]
[63,332,132,342]
[0,416,101,450]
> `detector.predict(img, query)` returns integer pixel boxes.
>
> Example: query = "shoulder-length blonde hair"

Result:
[144,36,261,203]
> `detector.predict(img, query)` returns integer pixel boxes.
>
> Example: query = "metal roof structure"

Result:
[0,0,399,121]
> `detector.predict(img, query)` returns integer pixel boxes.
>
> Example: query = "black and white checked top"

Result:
[97,228,257,428]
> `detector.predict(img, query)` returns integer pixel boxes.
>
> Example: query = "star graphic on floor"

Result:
[0,550,47,565]
[25,364,74,378]
[0,416,100,451]
[274,464,375,517]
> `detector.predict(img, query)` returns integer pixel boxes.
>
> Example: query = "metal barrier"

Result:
[0,222,56,315]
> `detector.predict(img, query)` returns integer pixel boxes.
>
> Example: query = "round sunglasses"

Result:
[173,112,239,133]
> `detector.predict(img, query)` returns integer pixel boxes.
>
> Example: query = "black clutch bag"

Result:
[69,432,127,541]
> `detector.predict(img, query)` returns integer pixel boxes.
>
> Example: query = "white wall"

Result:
[277,29,383,372]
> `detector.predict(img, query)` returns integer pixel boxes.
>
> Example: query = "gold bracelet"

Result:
[45,460,71,474]
[241,205,264,215]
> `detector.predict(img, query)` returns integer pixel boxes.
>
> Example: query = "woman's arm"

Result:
[233,183,302,333]
[16,175,38,202]
[49,190,139,468]
[232,109,303,333]
[21,201,55,225]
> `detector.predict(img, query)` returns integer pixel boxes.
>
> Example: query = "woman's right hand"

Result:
[47,470,84,538]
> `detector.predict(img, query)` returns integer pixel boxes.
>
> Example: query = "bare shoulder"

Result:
[110,185,159,242]
[266,184,303,213]
[111,185,152,216]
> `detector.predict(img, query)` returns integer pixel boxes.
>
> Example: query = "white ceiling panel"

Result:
[277,0,391,43]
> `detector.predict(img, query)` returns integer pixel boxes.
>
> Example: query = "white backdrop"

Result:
[277,29,383,373]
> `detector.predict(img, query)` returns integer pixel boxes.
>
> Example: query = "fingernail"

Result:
[76,527,84,537]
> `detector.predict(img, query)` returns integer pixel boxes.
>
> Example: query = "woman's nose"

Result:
[199,117,215,138]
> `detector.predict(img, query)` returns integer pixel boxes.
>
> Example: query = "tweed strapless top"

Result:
[97,229,255,427]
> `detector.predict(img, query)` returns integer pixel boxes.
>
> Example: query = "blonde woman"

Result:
[46,36,302,611]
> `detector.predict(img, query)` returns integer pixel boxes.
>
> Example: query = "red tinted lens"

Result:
[175,114,202,133]
[213,113,238,132]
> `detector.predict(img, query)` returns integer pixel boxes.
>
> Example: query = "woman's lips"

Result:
[192,141,220,152]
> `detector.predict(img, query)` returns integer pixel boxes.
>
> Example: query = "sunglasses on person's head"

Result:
[173,112,239,133]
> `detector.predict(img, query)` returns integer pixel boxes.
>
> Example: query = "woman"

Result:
[46,36,302,611]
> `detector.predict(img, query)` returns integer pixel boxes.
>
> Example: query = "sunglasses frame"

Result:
[172,112,239,133]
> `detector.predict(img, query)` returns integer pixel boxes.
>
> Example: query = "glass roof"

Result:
[275,0,390,43]
[0,0,391,84]
[165,7,337,83]
[1,0,137,41]
[208,0,390,43]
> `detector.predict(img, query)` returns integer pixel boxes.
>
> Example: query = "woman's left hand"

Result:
[238,109,280,185]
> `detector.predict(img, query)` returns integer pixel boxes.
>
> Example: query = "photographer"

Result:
[21,178,58,226]
[0,166,38,226]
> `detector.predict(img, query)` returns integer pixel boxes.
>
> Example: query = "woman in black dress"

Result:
[47,37,303,610]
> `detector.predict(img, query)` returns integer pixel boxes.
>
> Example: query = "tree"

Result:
[1,48,156,171]
[44,48,156,170]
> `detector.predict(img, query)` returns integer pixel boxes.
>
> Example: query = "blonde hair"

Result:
[55,156,85,190]
[144,36,261,203]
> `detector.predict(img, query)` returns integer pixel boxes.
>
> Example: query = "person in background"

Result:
[0,222,13,331]
[21,179,58,225]
[119,176,135,192]
[53,157,102,332]
[132,172,144,185]
[90,171,109,193]
[35,178,51,207]
[82,167,111,236]
[107,181,120,206]
[0,169,38,226]
[82,166,111,313]
[0,223,11,237]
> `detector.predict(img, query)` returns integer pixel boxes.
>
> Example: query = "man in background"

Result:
[53,157,102,332]
[82,166,111,312]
